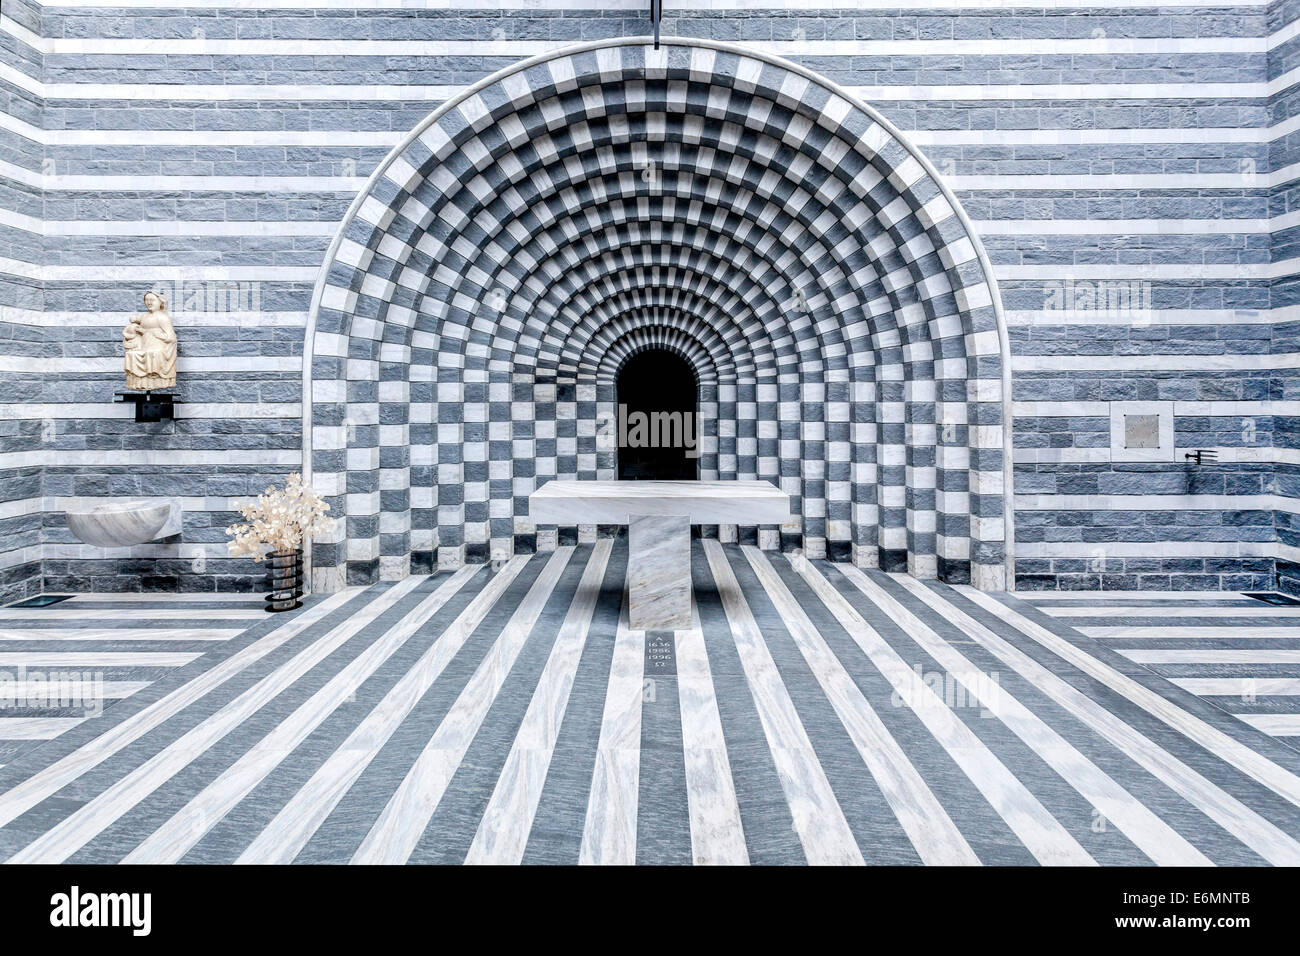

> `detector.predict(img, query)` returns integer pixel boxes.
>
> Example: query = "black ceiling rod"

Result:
[651,0,661,49]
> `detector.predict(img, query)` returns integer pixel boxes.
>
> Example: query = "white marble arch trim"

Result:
[302,37,1014,590]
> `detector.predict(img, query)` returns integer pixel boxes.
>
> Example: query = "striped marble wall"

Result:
[1270,0,1300,590]
[0,0,43,603]
[0,0,1294,597]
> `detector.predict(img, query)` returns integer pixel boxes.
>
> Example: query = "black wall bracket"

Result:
[116,391,179,423]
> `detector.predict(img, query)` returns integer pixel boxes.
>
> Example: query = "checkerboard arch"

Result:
[580,313,743,386]
[304,38,1012,592]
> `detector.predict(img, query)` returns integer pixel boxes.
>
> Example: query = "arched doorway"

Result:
[616,349,699,481]
[303,37,1016,591]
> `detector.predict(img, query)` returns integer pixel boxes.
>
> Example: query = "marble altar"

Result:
[528,480,791,629]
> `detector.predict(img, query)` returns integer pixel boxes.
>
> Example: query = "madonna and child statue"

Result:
[122,291,177,391]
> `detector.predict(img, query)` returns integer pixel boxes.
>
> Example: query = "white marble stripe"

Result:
[1024,591,1250,601]
[3,213,1279,240]
[4,124,1274,149]
[967,174,1296,193]
[674,600,749,866]
[0,718,86,740]
[977,218,1272,235]
[1171,678,1300,696]
[0,628,243,642]
[20,80,1278,104]
[234,557,530,865]
[1045,606,1297,618]
[576,588,645,867]
[960,588,1300,812]
[1121,650,1300,664]
[789,556,1094,864]
[8,169,1290,197]
[6,576,427,864]
[702,540,863,866]
[0,259,314,285]
[0,404,299,421]
[1006,308,1277,326]
[19,0,660,8]
[17,0,1274,10]
[1016,495,1300,517]
[905,578,1300,865]
[2,681,150,700]
[0,355,301,373]
[1081,626,1300,639]
[57,593,271,603]
[0,587,360,830]
[1237,715,1300,737]
[0,608,263,620]
[31,37,1275,57]
[0,450,302,469]
[834,565,1209,866]
[0,652,199,667]
[745,549,981,865]
[1013,541,1285,558]
[465,541,613,866]
[121,566,482,864]
[1013,352,1300,371]
[352,549,574,865]
[22,218,340,238]
[1,308,306,329]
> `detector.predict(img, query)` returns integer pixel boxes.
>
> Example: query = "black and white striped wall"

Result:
[0,0,1295,599]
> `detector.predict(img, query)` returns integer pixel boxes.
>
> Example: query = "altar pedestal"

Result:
[528,480,792,630]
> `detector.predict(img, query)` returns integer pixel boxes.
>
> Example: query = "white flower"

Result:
[225,472,334,561]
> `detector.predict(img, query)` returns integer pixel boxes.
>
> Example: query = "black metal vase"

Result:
[265,548,304,612]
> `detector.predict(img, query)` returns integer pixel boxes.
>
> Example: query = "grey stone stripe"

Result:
[1065,617,1300,628]
[520,542,629,865]
[633,626,693,865]
[981,590,1300,778]
[70,576,454,864]
[181,568,493,864]
[718,544,904,863]
[3,542,1300,865]
[686,538,804,865]
[408,546,598,864]
[291,556,546,863]
[939,587,1300,859]
[352,549,576,864]
[763,557,1041,864]
[1094,638,1300,651]
[842,569,1221,865]
[9,576,432,863]
[750,550,987,864]
[1149,663,1300,678]
[121,567,485,864]
[0,585,370,850]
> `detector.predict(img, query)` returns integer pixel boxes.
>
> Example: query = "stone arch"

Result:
[304,37,1014,590]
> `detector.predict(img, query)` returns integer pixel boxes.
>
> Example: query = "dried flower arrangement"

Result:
[226,472,334,560]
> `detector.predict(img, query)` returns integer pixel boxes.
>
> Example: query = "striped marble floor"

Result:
[0,541,1298,865]
[1025,590,1300,743]
[0,594,264,768]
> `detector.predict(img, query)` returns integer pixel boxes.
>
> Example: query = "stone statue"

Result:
[123,291,177,391]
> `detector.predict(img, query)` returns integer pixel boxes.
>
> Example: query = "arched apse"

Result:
[302,37,1015,592]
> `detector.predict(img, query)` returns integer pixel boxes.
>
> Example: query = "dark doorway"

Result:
[616,348,699,481]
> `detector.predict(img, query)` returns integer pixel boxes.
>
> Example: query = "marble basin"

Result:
[64,498,178,548]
